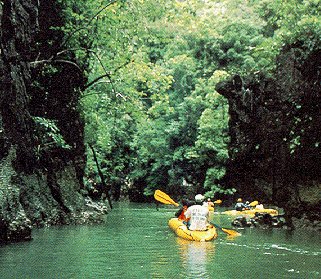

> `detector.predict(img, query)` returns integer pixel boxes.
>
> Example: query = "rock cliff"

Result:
[216,43,320,229]
[0,0,104,243]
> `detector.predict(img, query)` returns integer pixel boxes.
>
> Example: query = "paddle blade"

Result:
[154,190,179,207]
[221,228,241,237]
[214,199,222,204]
[212,223,241,237]
[250,200,259,207]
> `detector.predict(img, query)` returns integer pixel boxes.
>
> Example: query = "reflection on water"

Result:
[176,238,215,279]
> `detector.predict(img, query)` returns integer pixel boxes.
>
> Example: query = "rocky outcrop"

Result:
[216,43,321,230]
[0,1,104,243]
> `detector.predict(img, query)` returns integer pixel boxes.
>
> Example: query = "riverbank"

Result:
[0,197,108,244]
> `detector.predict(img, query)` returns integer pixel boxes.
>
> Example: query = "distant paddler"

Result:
[234,198,250,211]
[203,198,214,210]
[203,197,222,211]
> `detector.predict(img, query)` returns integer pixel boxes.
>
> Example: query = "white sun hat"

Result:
[195,194,205,202]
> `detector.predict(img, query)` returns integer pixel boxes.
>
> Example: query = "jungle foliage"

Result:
[56,0,320,201]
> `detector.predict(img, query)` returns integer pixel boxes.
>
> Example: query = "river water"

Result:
[0,202,320,278]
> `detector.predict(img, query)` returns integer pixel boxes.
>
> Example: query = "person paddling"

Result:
[175,199,193,222]
[234,198,249,211]
[203,198,215,212]
[184,194,210,231]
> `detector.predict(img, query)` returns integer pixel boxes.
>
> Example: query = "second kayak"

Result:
[221,208,279,217]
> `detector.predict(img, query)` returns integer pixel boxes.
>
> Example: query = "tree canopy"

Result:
[56,0,320,201]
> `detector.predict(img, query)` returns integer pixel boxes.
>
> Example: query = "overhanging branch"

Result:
[61,0,118,48]
[29,58,82,72]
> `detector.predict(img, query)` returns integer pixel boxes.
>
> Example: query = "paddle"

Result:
[249,200,258,207]
[154,189,241,237]
[210,223,241,237]
[154,189,179,207]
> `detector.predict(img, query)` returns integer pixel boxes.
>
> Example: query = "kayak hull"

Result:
[222,208,278,217]
[168,218,218,242]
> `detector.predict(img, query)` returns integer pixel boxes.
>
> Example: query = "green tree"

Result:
[64,0,319,202]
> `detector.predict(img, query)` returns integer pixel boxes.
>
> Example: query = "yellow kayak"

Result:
[168,218,218,242]
[221,208,279,217]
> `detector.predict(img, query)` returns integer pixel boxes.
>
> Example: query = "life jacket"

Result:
[178,205,188,221]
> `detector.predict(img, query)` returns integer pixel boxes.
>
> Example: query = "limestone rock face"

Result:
[216,45,321,229]
[0,1,101,243]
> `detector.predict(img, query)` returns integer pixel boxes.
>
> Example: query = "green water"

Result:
[0,203,320,278]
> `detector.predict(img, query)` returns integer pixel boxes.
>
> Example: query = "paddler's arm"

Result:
[175,208,183,217]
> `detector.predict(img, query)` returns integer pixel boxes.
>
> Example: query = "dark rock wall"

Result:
[0,1,94,243]
[216,44,321,228]
[0,0,38,172]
